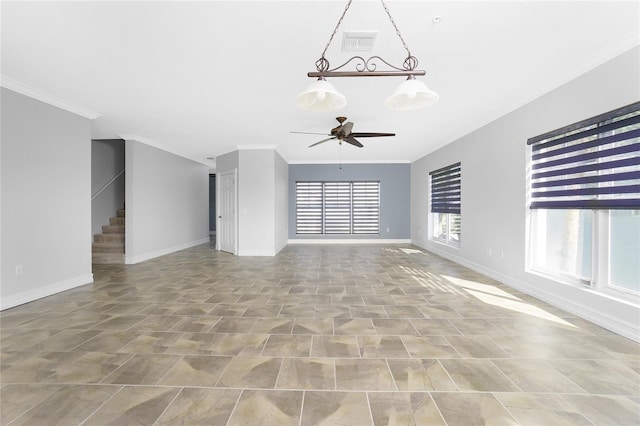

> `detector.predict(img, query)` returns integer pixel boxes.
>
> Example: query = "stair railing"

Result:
[92,168,125,201]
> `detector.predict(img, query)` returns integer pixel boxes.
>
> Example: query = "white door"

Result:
[217,169,237,254]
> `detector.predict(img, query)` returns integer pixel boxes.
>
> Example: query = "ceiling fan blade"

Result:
[344,136,364,148]
[309,136,336,147]
[350,132,396,138]
[341,122,354,136]
[290,131,330,135]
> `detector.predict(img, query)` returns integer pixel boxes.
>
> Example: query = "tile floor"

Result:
[1,243,639,425]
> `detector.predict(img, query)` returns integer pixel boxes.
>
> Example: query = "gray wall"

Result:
[238,149,276,255]
[1,88,92,309]
[209,174,216,233]
[274,151,289,251]
[125,140,209,264]
[288,163,410,239]
[91,139,125,235]
[215,149,288,255]
[411,46,640,340]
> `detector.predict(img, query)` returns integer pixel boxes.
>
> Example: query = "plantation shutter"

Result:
[324,182,352,234]
[296,182,323,234]
[353,181,380,234]
[528,101,640,209]
[429,162,461,214]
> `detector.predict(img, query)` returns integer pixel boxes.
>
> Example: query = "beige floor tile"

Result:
[1,243,638,426]
[495,393,594,426]
[263,335,312,357]
[444,335,510,358]
[1,351,84,383]
[432,392,518,426]
[440,359,520,392]
[0,384,63,424]
[368,392,446,426]
[227,389,303,426]
[311,335,361,358]
[550,359,640,395]
[44,351,133,384]
[167,315,220,332]
[358,335,410,358]
[335,359,396,391]
[101,353,182,385]
[292,318,334,335]
[159,355,231,386]
[216,356,282,388]
[276,358,336,390]
[250,317,294,334]
[565,394,640,425]
[301,391,373,425]
[334,318,376,335]
[117,331,182,354]
[83,386,179,425]
[401,335,460,358]
[386,359,457,391]
[492,359,586,393]
[11,384,120,425]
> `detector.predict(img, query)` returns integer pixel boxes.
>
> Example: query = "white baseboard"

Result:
[288,239,411,245]
[126,237,210,264]
[412,240,640,342]
[237,250,277,256]
[0,273,94,311]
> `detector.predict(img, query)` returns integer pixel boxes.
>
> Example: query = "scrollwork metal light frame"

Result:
[306,0,426,79]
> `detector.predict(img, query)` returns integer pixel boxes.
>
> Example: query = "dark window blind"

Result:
[528,101,640,209]
[429,162,461,214]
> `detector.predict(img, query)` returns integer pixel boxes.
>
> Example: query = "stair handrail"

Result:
[92,168,125,201]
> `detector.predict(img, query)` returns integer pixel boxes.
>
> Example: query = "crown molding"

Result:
[0,76,101,119]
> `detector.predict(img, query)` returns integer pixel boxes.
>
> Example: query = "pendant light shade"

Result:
[296,77,347,112]
[385,76,439,111]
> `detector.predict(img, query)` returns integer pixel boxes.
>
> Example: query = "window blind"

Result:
[528,101,640,209]
[324,182,352,234]
[352,181,380,234]
[295,182,323,234]
[429,162,461,214]
[295,181,380,235]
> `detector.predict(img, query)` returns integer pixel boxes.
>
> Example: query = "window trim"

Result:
[428,162,462,248]
[526,102,640,303]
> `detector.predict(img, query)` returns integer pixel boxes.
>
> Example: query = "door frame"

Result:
[216,168,238,255]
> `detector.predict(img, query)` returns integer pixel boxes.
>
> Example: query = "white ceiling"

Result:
[2,1,638,168]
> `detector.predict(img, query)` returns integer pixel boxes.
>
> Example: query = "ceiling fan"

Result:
[292,117,395,148]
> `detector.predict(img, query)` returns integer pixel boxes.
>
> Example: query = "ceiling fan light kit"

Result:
[296,0,438,112]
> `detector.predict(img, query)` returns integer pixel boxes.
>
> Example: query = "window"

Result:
[295,181,380,235]
[528,101,640,299]
[429,162,461,246]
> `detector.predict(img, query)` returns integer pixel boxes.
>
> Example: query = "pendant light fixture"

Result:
[296,0,439,112]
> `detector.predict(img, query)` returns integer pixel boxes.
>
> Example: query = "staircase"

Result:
[92,208,125,264]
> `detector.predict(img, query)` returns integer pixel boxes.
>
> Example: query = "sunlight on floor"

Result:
[441,275,576,328]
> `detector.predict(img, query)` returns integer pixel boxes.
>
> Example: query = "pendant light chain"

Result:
[321,0,353,58]
[380,0,411,57]
[320,0,412,59]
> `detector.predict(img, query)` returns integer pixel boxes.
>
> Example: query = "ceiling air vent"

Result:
[342,31,378,52]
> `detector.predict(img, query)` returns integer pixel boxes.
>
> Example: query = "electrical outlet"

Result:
[386,227,390,233]
[15,264,23,275]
